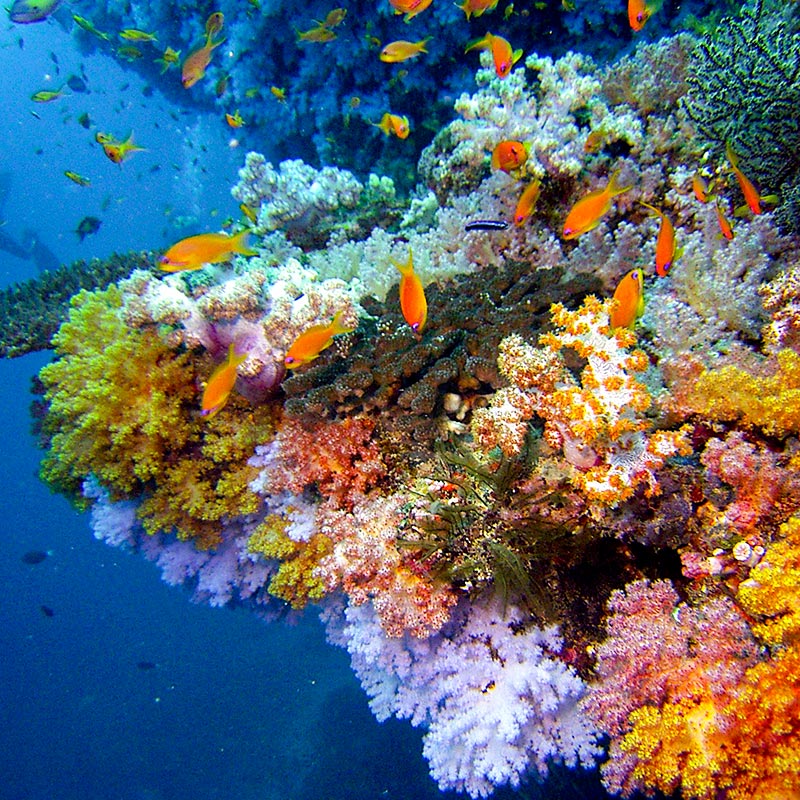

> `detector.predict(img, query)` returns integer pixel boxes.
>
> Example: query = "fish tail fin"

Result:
[638,200,660,217]
[455,0,472,19]
[607,168,633,198]
[228,342,248,367]
[330,310,356,335]
[391,250,415,276]
[232,229,258,256]
[420,36,432,51]
[725,141,739,169]
[512,48,523,66]
[464,34,490,53]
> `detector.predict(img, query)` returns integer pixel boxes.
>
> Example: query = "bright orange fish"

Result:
[392,249,427,333]
[610,268,644,329]
[627,0,661,30]
[388,0,434,22]
[491,140,528,173]
[639,201,677,277]
[715,201,735,240]
[95,131,145,164]
[284,311,355,368]
[225,110,245,127]
[372,112,410,139]
[465,32,522,79]
[513,178,541,226]
[160,229,256,272]
[379,38,430,62]
[201,343,246,419]
[562,169,632,240]
[181,32,223,88]
[457,0,499,19]
[725,142,778,216]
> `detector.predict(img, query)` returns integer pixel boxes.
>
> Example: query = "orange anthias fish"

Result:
[392,249,427,333]
[715,201,735,240]
[388,0,434,22]
[95,131,145,164]
[284,311,355,368]
[491,140,528,173]
[692,172,712,204]
[513,178,541,226]
[225,109,245,127]
[160,229,256,272]
[725,142,778,216]
[562,169,632,240]
[465,32,522,79]
[639,201,677,277]
[610,268,645,329]
[373,112,410,139]
[201,343,246,419]
[627,0,661,31]
[181,32,223,88]
[457,0,499,20]
[296,24,337,42]
[205,11,224,37]
[379,38,431,62]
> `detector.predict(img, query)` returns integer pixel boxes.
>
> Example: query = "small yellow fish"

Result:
[245,86,261,98]
[239,203,258,224]
[284,311,355,368]
[562,169,631,239]
[201,343,247,419]
[155,46,181,73]
[379,38,431,63]
[64,170,90,186]
[372,112,410,139]
[160,229,256,272]
[270,86,286,102]
[457,0,499,20]
[31,86,66,102]
[119,28,157,42]
[72,13,111,41]
[296,24,337,42]
[95,131,145,164]
[225,109,245,127]
[609,268,644,329]
[392,249,427,333]
[314,7,347,27]
[117,45,144,61]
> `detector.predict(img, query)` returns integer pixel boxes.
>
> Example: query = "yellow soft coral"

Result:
[738,514,800,646]
[248,515,332,608]
[686,349,800,438]
[39,283,277,548]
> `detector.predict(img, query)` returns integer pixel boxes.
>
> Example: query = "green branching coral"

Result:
[682,0,800,231]
[38,283,277,548]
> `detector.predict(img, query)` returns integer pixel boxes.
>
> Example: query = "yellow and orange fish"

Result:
[225,109,245,127]
[639,201,677,277]
[388,0,434,22]
[627,0,661,31]
[95,131,145,164]
[465,32,521,79]
[160,229,256,272]
[201,343,246,419]
[284,311,355,368]
[181,32,223,88]
[513,178,541,226]
[379,38,430,62]
[373,112,410,139]
[314,7,347,27]
[562,169,631,240]
[392,249,427,333]
[610,268,644,329]
[692,172,712,204]
[296,23,337,42]
[457,0,499,19]
[715,201,735,241]
[270,86,287,102]
[491,140,528,173]
[725,142,778,216]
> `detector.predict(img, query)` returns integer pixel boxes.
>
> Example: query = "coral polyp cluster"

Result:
[30,15,800,798]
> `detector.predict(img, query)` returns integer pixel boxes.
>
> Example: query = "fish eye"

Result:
[411,323,420,332]
[284,356,295,365]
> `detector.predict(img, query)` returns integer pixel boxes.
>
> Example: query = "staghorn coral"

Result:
[473,297,691,508]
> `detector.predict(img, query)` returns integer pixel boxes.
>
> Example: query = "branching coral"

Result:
[473,297,691,508]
